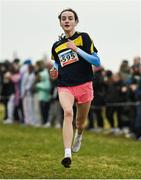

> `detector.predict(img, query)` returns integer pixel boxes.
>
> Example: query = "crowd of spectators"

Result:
[0,56,141,140]
[0,58,63,128]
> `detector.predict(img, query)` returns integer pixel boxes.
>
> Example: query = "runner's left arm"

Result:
[77,47,100,67]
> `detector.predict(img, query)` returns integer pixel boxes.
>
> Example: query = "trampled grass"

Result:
[0,122,141,179]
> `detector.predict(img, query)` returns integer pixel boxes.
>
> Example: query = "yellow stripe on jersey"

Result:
[90,38,95,53]
[55,36,83,53]
[73,36,83,47]
[90,43,94,53]
[55,43,67,53]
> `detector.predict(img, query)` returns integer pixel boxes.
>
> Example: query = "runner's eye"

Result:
[61,16,74,21]
[61,16,66,21]
[68,16,73,20]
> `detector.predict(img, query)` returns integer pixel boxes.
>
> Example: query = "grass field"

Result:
[0,122,141,179]
[0,103,141,178]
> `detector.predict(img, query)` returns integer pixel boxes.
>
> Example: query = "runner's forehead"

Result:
[61,11,75,18]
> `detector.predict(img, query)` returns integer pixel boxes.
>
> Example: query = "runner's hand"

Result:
[50,67,58,80]
[66,39,77,52]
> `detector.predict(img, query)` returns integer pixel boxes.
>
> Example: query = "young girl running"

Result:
[49,8,101,168]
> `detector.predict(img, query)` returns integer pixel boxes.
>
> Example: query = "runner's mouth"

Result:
[64,25,70,28]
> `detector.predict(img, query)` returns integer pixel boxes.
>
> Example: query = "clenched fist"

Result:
[66,39,78,52]
[50,67,58,80]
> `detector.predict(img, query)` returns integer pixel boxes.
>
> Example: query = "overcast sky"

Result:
[0,0,141,72]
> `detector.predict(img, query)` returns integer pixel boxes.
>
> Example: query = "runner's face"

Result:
[60,11,77,34]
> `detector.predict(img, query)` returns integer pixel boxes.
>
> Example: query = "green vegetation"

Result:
[0,122,141,179]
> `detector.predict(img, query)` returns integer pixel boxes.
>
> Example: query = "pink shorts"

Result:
[58,81,94,104]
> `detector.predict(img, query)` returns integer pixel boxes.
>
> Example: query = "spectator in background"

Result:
[134,65,141,140]
[13,58,21,71]
[123,59,140,138]
[104,70,115,131]
[112,72,125,134]
[0,63,3,97]
[131,56,141,74]
[1,61,14,122]
[44,79,63,128]
[119,60,131,83]
[22,64,36,125]
[104,70,124,134]
[35,60,51,125]
[11,62,24,123]
[2,71,15,123]
[88,66,106,132]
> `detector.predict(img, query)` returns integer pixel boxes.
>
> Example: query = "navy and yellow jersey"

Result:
[51,31,98,87]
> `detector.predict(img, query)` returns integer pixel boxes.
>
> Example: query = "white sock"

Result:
[64,148,71,158]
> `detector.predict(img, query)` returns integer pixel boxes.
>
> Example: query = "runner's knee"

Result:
[64,109,73,119]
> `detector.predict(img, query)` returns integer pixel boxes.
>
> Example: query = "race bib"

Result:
[58,49,79,67]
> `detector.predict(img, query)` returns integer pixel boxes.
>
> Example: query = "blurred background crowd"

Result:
[0,55,141,141]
